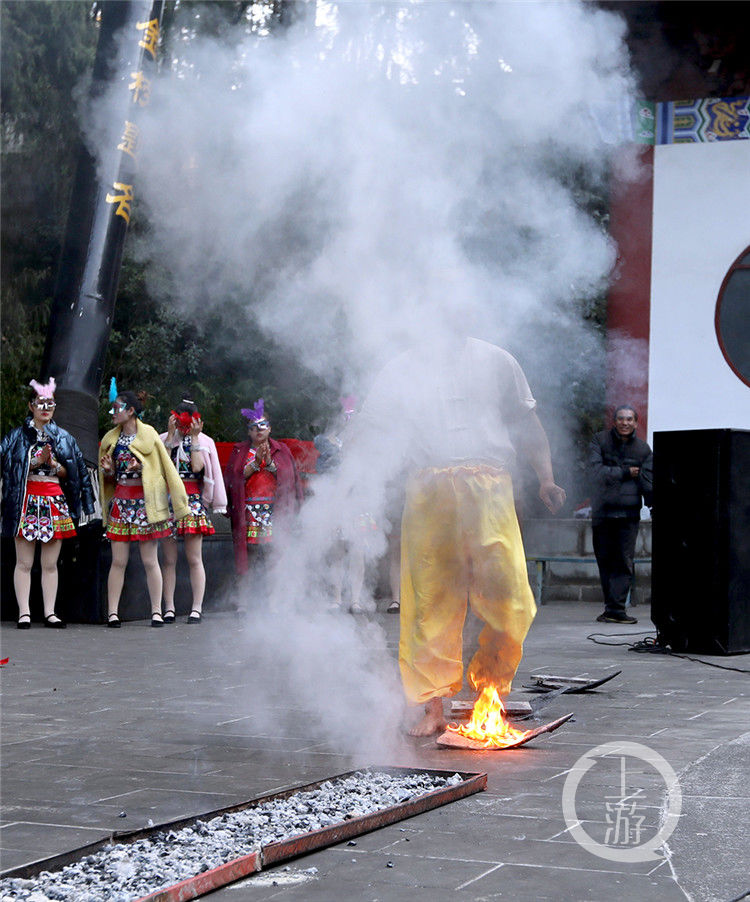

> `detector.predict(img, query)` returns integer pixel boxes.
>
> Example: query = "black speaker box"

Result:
[652,428,750,654]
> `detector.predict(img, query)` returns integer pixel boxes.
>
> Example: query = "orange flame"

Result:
[447,679,530,749]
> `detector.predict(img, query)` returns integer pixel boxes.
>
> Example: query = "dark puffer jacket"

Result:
[0,417,96,538]
[588,428,653,521]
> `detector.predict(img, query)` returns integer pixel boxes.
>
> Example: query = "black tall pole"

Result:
[42,0,163,465]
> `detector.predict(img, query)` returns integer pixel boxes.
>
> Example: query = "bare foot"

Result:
[408,698,447,737]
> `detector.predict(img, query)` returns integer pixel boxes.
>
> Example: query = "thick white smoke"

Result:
[91,1,640,754]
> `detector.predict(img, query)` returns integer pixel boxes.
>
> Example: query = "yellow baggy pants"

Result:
[399,466,536,704]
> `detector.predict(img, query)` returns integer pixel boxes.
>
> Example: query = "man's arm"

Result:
[512,411,566,513]
[639,448,653,508]
[588,433,627,485]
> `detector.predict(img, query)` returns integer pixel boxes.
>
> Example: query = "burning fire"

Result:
[447,678,530,749]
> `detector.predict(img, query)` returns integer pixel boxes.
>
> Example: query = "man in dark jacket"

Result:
[589,405,653,624]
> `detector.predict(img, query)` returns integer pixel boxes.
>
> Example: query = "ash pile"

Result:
[0,770,463,902]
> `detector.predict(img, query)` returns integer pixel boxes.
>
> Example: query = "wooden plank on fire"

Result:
[436,712,574,751]
[450,699,533,717]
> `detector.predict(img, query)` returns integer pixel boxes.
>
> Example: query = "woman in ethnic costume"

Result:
[224,399,303,576]
[0,378,95,628]
[159,399,227,624]
[99,389,189,628]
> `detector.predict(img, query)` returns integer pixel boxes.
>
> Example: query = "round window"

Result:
[715,247,750,388]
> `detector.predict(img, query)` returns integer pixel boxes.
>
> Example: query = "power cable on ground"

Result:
[586,632,750,673]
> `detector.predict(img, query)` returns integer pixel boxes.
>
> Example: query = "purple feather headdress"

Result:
[241,398,265,423]
[29,377,56,399]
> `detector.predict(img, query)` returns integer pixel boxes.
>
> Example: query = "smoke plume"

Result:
[89,1,639,755]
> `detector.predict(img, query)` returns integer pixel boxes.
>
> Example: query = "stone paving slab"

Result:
[1,601,749,901]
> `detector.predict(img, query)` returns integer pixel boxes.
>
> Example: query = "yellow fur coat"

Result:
[99,421,189,526]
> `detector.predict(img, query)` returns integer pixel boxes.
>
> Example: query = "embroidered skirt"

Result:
[173,481,215,537]
[107,484,173,542]
[245,497,274,544]
[18,481,75,542]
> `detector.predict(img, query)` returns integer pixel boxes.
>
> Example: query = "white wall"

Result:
[648,140,750,441]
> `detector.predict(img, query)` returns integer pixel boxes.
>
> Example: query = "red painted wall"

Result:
[606,146,654,437]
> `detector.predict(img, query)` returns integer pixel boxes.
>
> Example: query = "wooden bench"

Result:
[525,555,652,606]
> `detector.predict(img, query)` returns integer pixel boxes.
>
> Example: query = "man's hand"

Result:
[539,481,566,514]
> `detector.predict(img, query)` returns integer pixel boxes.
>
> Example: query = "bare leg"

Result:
[348,542,365,611]
[184,534,205,613]
[387,528,401,611]
[108,542,131,617]
[326,539,346,610]
[138,540,163,616]
[388,530,400,602]
[161,536,179,613]
[39,539,62,620]
[236,545,258,614]
[247,544,269,600]
[408,698,447,737]
[13,536,35,619]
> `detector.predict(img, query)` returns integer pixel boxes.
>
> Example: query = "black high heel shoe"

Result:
[107,613,121,628]
[17,614,31,630]
[44,615,67,629]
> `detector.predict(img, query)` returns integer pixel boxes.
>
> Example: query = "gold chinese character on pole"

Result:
[117,121,140,159]
[136,18,159,60]
[129,70,151,107]
[105,183,134,224]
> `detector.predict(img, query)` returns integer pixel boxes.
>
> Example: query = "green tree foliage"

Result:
[2,0,608,477]
[1,1,98,433]
[1,0,330,441]
[102,241,334,441]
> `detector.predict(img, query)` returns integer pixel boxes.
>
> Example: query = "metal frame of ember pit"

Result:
[1,766,487,901]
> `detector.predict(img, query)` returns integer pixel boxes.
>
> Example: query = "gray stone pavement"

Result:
[1,601,749,902]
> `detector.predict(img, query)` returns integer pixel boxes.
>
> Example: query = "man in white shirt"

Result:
[358,338,566,736]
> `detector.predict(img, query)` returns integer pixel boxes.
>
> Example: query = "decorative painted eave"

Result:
[654,96,750,144]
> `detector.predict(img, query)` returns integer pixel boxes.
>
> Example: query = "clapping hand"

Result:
[256,439,271,466]
[100,452,114,476]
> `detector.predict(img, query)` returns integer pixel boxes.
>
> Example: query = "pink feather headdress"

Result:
[29,377,56,399]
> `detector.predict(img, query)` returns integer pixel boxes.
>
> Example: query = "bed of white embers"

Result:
[0,771,463,902]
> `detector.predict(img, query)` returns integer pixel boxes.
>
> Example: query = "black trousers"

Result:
[592,519,640,615]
